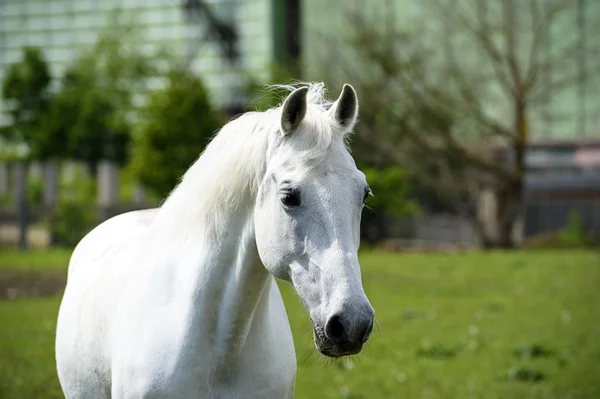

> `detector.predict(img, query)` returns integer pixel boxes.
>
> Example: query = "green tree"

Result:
[314,0,600,248]
[0,47,61,159]
[362,167,416,218]
[130,70,222,198]
[41,20,162,173]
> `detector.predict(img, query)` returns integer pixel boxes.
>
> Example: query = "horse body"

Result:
[56,83,374,398]
[57,208,295,398]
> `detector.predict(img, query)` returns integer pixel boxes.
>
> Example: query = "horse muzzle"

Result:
[312,311,374,358]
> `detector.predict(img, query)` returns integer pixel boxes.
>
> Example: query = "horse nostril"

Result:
[325,315,349,343]
[360,318,374,343]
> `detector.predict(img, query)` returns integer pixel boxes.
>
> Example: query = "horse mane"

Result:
[153,81,349,239]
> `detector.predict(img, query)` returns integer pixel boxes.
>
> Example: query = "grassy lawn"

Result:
[0,297,63,399]
[0,249,599,398]
[0,248,72,272]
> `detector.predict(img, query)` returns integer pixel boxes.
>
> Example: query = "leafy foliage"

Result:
[311,1,599,248]
[130,70,222,199]
[27,178,44,206]
[362,167,416,217]
[42,25,159,171]
[47,175,98,247]
[0,47,55,158]
[0,18,163,167]
[558,209,589,247]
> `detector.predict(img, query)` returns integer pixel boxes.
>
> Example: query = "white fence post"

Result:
[477,187,499,242]
[98,160,119,220]
[62,161,77,184]
[29,161,42,181]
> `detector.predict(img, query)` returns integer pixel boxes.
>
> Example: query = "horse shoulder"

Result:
[66,209,158,276]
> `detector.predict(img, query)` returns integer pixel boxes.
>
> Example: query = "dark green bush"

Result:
[1,47,52,149]
[523,209,600,249]
[558,209,589,247]
[130,70,222,199]
[48,176,97,247]
[362,166,416,217]
[27,178,43,206]
[0,193,11,207]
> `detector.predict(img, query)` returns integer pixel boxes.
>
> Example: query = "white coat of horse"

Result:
[55,82,375,398]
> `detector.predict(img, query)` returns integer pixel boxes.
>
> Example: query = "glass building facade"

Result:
[1,0,598,141]
[303,0,600,141]
[0,0,272,128]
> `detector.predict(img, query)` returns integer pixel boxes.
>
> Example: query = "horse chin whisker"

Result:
[300,350,319,373]
[374,318,382,334]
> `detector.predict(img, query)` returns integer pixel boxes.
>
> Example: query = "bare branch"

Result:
[524,0,543,87]
[524,0,586,92]
[392,109,516,181]
[380,139,470,207]
[530,59,600,103]
[502,0,523,92]
[453,5,514,95]
[393,68,516,140]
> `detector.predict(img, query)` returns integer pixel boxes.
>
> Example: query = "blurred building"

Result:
[523,139,600,238]
[1,0,599,243]
[305,0,600,141]
[0,0,282,128]
[301,0,600,241]
[5,0,596,140]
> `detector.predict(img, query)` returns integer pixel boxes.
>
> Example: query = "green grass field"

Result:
[1,248,599,398]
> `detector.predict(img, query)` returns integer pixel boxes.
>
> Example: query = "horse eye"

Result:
[363,187,371,203]
[281,191,301,207]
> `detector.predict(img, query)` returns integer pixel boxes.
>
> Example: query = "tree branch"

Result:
[393,68,516,140]
[502,0,523,92]
[452,1,515,96]
[530,58,600,103]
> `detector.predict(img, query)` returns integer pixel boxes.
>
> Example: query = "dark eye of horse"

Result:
[281,191,301,207]
[363,187,371,203]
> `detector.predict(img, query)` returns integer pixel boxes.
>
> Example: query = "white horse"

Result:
[55,82,375,398]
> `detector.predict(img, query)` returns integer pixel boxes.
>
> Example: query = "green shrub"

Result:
[0,191,12,207]
[522,209,599,249]
[558,209,589,248]
[130,70,222,199]
[27,178,43,206]
[48,176,97,247]
[362,166,416,217]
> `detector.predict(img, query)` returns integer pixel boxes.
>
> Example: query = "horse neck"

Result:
[210,212,272,366]
[197,207,271,364]
[148,118,274,369]
[152,110,271,240]
[151,199,272,372]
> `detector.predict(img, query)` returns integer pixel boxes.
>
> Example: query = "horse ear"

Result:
[281,86,309,136]
[330,84,358,131]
